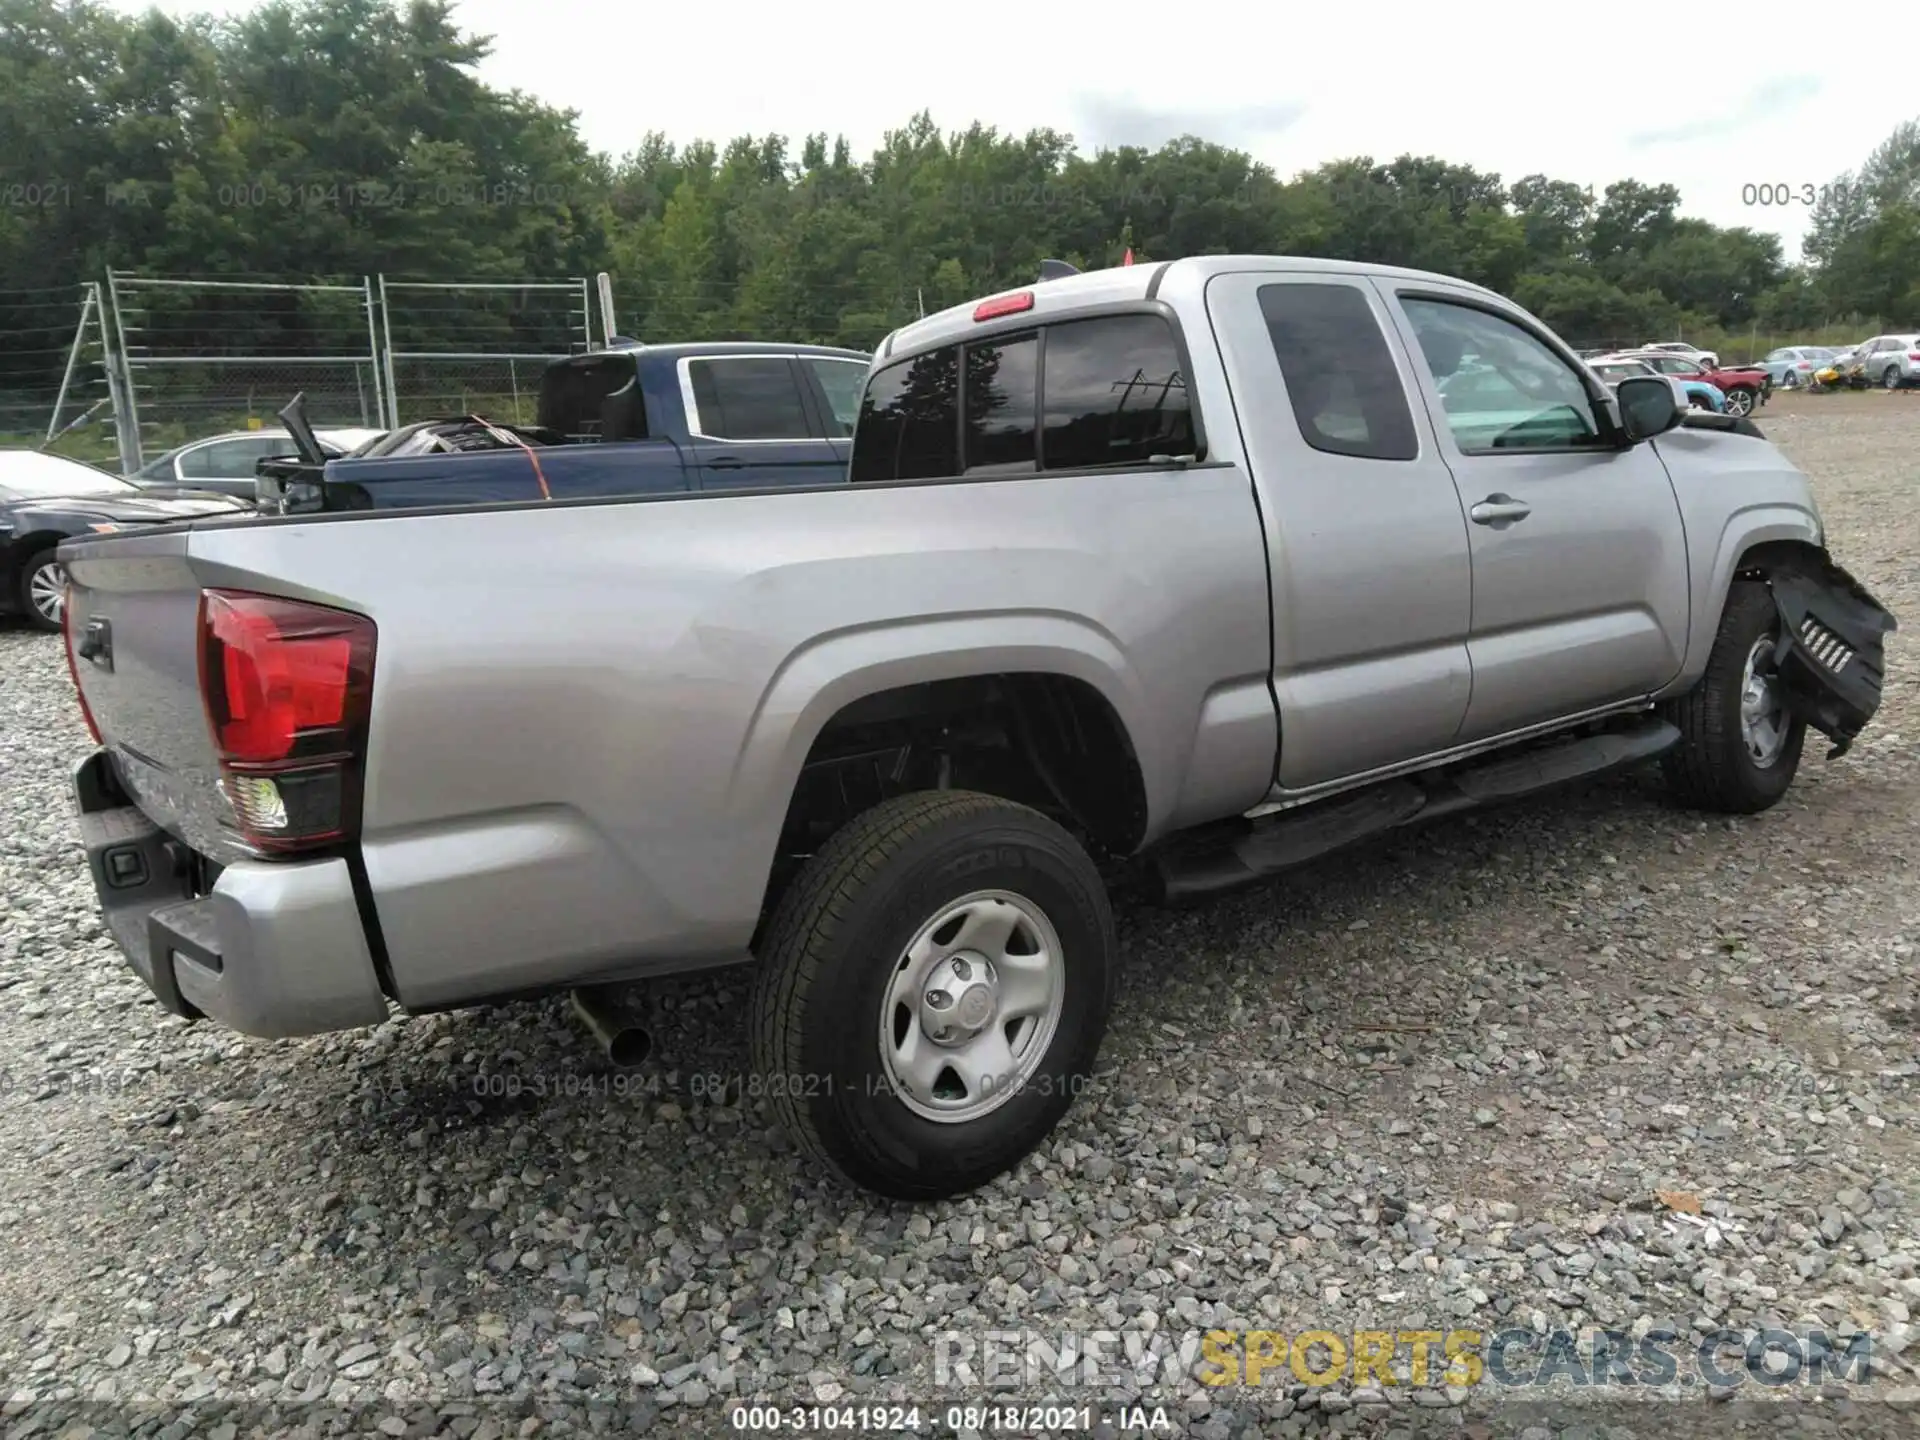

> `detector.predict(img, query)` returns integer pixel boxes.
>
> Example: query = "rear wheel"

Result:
[1661,580,1805,814]
[1724,386,1757,417]
[748,790,1115,1200]
[1884,366,1904,391]
[17,551,67,633]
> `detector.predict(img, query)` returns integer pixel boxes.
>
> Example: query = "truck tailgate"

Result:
[59,529,240,862]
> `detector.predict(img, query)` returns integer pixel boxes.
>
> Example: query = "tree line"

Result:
[3,0,1918,367]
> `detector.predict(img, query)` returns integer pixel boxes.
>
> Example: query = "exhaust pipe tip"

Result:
[605,1023,652,1069]
[570,986,653,1070]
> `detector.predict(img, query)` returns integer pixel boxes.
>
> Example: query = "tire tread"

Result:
[747,790,1047,1181]
[1661,579,1802,812]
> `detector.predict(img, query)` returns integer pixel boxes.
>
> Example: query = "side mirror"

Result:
[1616,375,1685,442]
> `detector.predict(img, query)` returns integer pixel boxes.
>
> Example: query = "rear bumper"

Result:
[74,749,390,1038]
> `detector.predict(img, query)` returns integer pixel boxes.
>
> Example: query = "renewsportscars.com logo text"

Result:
[932,1327,1874,1391]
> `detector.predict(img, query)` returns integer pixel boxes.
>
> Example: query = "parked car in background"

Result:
[1851,334,1920,390]
[58,255,1896,1200]
[1640,340,1720,369]
[1761,346,1839,389]
[1588,356,1726,412]
[1816,345,1875,389]
[132,427,386,499]
[1608,350,1769,416]
[1815,348,1858,389]
[0,450,248,631]
[256,342,870,514]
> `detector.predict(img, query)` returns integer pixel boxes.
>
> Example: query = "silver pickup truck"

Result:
[58,255,1895,1201]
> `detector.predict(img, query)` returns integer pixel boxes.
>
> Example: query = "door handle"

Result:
[1470,494,1531,527]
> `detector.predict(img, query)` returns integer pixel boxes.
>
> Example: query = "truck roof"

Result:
[603,340,870,362]
[879,255,1506,362]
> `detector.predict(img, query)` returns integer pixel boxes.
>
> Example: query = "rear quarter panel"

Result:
[184,468,1275,1007]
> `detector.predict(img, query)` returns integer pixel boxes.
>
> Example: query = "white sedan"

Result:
[130,427,385,499]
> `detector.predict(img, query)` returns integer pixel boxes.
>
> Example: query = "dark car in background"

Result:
[258,342,870,514]
[1,451,249,631]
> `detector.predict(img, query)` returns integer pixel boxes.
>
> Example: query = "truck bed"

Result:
[58,472,1276,1018]
[288,437,699,511]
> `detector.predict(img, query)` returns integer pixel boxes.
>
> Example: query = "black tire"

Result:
[748,789,1115,1201]
[1661,580,1806,814]
[16,550,66,633]
[1725,386,1757,417]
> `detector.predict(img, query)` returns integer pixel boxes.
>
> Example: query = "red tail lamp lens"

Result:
[198,589,375,852]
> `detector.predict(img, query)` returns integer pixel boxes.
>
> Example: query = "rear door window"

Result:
[181,435,282,479]
[851,345,960,482]
[686,357,814,439]
[964,333,1038,474]
[1257,283,1417,460]
[1040,313,1195,469]
[803,357,868,437]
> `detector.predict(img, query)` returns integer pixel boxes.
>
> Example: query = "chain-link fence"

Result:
[104,274,385,468]
[381,354,566,427]
[378,279,593,427]
[0,283,121,465]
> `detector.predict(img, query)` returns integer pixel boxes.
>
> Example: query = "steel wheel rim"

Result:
[28,561,67,625]
[877,888,1066,1125]
[1740,635,1790,769]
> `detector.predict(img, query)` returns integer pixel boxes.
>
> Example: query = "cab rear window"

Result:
[851,311,1195,482]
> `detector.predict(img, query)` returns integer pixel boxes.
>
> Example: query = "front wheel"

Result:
[18,551,67,633]
[1661,580,1806,813]
[748,790,1115,1200]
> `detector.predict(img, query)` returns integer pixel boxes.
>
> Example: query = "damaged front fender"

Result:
[1765,554,1898,759]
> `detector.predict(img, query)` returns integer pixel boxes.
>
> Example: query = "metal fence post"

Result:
[99,274,142,471]
[596,272,618,347]
[378,274,400,430]
[44,285,97,445]
[362,277,385,430]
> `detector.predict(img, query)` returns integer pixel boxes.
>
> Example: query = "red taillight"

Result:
[197,589,375,854]
[1908,352,1920,363]
[974,291,1034,322]
[61,583,102,745]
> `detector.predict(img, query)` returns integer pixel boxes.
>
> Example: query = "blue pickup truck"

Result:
[262,341,871,513]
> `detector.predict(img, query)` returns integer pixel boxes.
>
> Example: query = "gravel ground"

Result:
[2,402,1918,1439]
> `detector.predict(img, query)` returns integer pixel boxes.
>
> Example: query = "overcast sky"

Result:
[120,0,1900,262]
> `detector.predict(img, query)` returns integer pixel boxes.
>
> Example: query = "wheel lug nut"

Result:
[951,957,971,980]
[925,991,949,1008]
